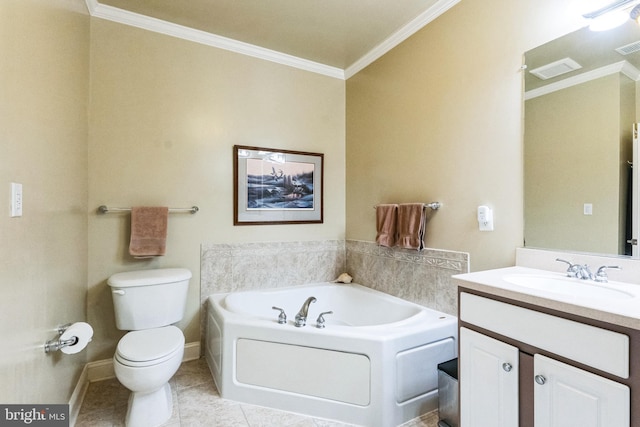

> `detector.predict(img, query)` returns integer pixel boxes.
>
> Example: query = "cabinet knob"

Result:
[502,362,513,372]
[534,375,546,385]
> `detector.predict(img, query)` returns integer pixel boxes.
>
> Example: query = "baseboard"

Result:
[87,358,116,382]
[86,341,202,381]
[183,341,200,361]
[68,363,90,427]
[69,341,201,425]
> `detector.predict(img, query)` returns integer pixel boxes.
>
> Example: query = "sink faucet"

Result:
[556,258,580,278]
[595,265,621,283]
[575,264,595,280]
[556,259,621,283]
[294,296,317,327]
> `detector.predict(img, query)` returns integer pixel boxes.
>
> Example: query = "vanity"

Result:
[453,265,640,427]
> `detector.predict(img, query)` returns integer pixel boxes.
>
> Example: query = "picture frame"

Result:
[233,145,324,225]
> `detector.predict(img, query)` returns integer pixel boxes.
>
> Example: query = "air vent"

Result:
[616,40,640,55]
[529,58,582,80]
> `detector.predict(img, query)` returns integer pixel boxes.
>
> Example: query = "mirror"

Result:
[524,20,640,257]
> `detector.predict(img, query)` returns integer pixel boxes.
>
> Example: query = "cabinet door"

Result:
[460,327,519,427]
[534,354,629,427]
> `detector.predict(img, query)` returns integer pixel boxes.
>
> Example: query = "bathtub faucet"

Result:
[294,296,317,327]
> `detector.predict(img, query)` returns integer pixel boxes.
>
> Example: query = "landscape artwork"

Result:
[246,158,315,210]
[234,145,323,225]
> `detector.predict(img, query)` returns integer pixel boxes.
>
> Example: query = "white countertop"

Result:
[453,266,640,330]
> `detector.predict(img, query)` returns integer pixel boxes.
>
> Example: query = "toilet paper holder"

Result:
[44,323,79,353]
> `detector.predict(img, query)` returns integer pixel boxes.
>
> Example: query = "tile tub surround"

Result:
[346,240,469,316]
[201,240,347,298]
[200,240,468,321]
[76,358,440,427]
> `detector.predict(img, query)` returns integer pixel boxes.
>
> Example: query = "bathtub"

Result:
[205,282,457,427]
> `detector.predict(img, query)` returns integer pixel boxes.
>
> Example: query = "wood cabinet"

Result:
[459,291,634,427]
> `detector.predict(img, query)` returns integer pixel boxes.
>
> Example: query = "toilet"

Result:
[108,268,192,427]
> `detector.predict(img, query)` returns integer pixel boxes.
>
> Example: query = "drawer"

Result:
[460,292,629,378]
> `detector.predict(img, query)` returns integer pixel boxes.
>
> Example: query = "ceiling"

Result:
[525,19,640,93]
[86,0,460,79]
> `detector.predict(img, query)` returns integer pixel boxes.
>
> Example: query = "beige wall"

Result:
[0,0,89,403]
[345,0,584,272]
[87,19,346,360]
[525,74,627,254]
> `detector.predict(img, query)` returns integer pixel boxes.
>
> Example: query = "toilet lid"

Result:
[116,326,184,365]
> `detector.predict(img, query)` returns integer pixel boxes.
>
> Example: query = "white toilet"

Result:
[108,268,191,427]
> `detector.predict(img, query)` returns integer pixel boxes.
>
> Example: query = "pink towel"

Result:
[375,204,398,247]
[129,207,169,258]
[396,203,425,251]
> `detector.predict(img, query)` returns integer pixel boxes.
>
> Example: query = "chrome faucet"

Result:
[556,258,621,283]
[316,311,333,329]
[294,296,316,327]
[556,258,580,277]
[575,264,595,280]
[595,265,621,283]
[271,306,287,324]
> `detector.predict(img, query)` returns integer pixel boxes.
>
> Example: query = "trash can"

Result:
[437,358,459,427]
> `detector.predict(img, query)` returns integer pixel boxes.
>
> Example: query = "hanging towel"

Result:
[129,206,169,258]
[375,204,398,247]
[396,203,426,251]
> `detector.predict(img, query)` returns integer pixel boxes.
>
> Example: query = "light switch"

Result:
[584,203,593,215]
[11,182,22,217]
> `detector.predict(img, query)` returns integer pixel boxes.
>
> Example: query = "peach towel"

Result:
[396,203,425,251]
[375,204,398,247]
[129,206,169,257]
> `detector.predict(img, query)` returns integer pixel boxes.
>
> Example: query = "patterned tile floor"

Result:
[75,358,439,427]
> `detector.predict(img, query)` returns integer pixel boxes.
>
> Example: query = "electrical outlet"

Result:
[11,183,22,217]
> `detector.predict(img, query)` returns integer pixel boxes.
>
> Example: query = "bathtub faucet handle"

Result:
[294,296,317,327]
[316,311,333,329]
[271,306,287,324]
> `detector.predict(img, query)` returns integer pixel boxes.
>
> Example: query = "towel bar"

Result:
[373,202,441,210]
[98,205,199,214]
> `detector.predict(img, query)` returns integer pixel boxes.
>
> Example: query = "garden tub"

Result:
[205,282,457,426]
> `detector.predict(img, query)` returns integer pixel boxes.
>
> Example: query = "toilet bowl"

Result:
[114,326,185,427]
[108,268,192,427]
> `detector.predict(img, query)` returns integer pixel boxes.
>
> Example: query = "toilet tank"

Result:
[108,268,191,331]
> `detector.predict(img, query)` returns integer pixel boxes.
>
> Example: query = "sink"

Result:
[503,275,635,300]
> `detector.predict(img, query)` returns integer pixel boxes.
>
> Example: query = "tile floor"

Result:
[75,358,439,427]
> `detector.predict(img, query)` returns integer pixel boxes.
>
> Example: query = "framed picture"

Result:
[233,145,324,225]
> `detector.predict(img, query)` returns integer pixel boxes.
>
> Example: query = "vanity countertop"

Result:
[453,266,640,330]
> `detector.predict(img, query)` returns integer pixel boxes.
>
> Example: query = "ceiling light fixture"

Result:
[630,3,640,22]
[589,9,630,30]
[582,0,638,31]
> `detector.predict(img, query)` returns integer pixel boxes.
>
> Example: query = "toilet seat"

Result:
[116,326,184,368]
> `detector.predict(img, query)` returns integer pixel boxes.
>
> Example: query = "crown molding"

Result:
[85,0,458,80]
[344,0,461,79]
[84,0,345,79]
[525,60,640,100]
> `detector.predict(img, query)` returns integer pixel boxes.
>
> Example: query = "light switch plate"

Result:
[11,182,22,217]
